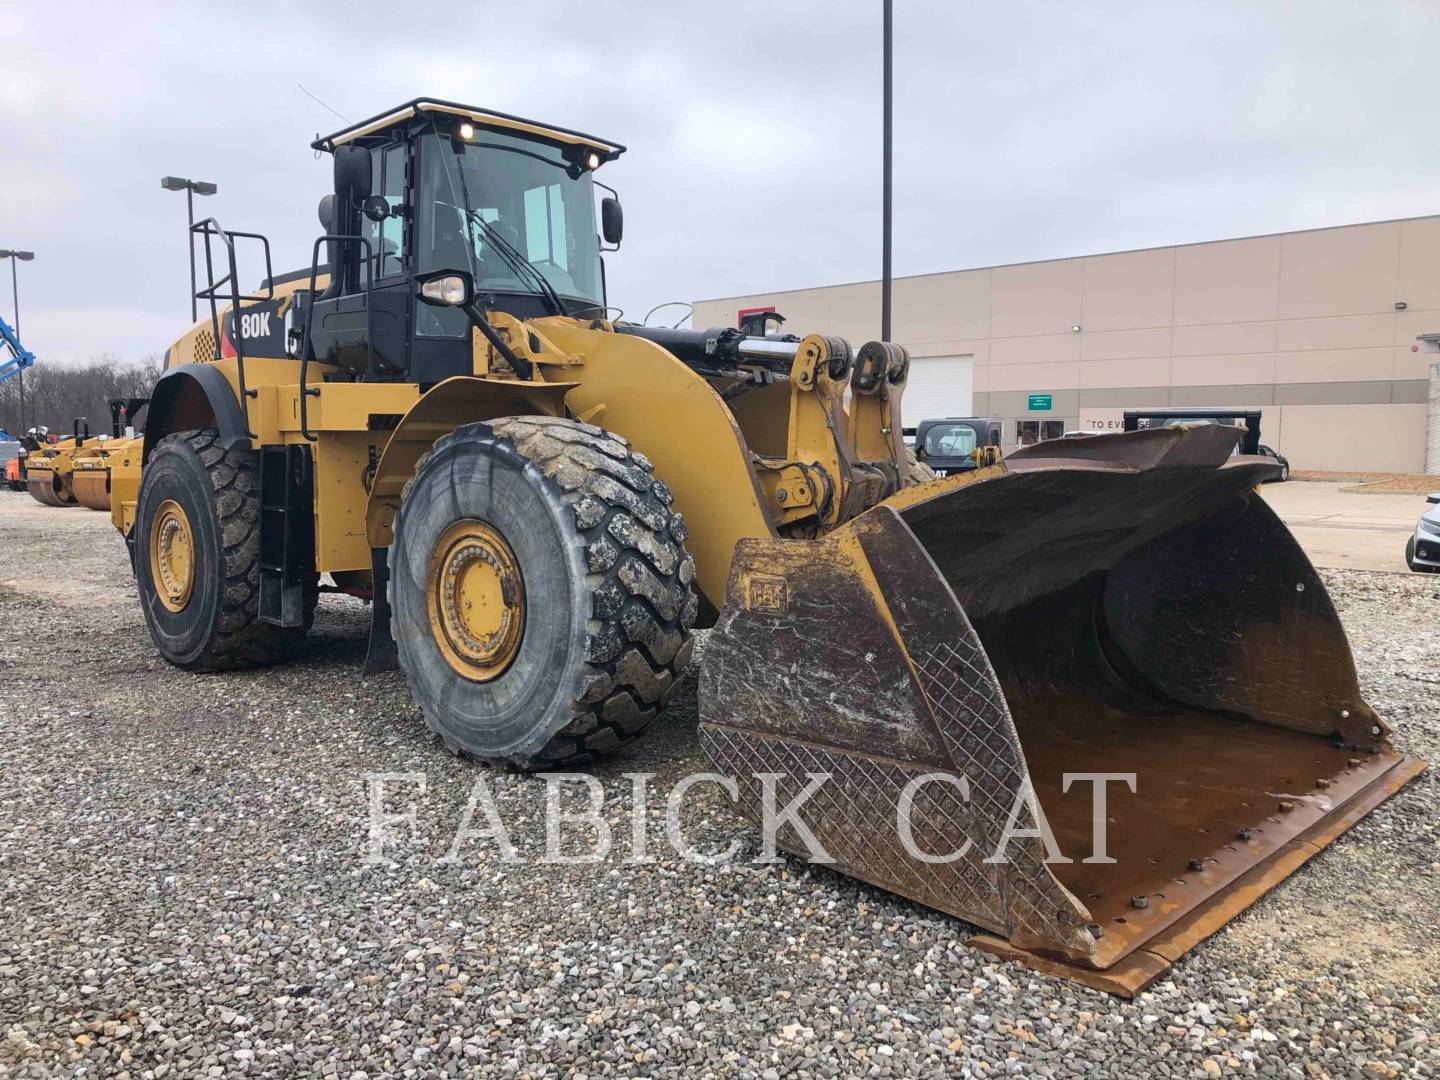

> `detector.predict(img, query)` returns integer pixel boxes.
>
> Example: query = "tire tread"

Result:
[394,416,697,769]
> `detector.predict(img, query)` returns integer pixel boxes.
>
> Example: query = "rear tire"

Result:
[390,416,698,768]
[134,429,310,670]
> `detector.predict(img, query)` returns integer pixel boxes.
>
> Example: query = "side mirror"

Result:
[1427,493,1440,505]
[415,269,474,307]
[601,196,623,246]
[362,196,389,223]
[333,145,372,204]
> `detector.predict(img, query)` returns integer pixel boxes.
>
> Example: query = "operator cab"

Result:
[298,98,626,387]
[912,417,1003,476]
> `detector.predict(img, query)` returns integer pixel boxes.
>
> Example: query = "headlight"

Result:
[1420,518,1440,539]
[419,275,469,306]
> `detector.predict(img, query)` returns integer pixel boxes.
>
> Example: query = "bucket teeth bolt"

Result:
[1130,895,1149,910]
[1315,778,1331,789]
[1237,829,1252,841]
[1086,923,1104,938]
[1278,800,1294,813]
[1188,858,1206,872]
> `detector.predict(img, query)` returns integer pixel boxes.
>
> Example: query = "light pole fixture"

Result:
[161,176,218,321]
[0,249,35,431]
[880,0,893,343]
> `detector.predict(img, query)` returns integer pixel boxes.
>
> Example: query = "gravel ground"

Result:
[0,489,1436,1078]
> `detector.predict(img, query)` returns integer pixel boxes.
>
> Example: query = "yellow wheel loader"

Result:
[116,98,1424,993]
[71,399,148,511]
[24,420,93,507]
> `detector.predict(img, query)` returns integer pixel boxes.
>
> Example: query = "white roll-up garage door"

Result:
[903,355,975,423]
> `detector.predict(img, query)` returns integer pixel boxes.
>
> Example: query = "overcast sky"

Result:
[4,0,1440,365]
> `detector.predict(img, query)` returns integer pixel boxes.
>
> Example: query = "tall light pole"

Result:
[0,249,34,431]
[880,0,893,342]
[161,176,218,321]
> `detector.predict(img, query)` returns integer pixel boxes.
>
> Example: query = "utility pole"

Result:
[0,249,34,431]
[161,177,218,321]
[881,0,893,342]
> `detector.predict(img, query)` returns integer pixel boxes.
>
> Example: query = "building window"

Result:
[1015,420,1065,446]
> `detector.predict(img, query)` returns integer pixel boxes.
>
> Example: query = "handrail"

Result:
[299,234,375,442]
[191,218,275,440]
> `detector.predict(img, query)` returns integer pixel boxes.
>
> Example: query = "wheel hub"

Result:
[150,498,195,612]
[427,520,525,681]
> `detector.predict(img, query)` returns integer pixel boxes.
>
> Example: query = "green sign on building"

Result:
[1027,393,1053,411]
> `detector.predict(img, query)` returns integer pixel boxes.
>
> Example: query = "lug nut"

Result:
[1130,895,1149,910]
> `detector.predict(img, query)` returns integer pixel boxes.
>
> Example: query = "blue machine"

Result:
[0,313,35,385]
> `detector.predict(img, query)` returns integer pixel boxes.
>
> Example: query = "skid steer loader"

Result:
[118,98,1423,994]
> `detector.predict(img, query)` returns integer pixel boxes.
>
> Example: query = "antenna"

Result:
[298,83,351,123]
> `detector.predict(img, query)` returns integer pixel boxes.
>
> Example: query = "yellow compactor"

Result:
[111,98,1424,993]
[23,421,91,507]
[71,399,148,511]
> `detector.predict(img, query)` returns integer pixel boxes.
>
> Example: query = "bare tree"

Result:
[0,354,162,439]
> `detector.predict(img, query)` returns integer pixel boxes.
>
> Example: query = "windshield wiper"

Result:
[466,209,566,317]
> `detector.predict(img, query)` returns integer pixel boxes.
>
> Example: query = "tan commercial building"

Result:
[692,215,1440,472]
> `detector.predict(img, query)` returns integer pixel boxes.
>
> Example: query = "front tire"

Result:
[390,417,698,768]
[134,429,310,670]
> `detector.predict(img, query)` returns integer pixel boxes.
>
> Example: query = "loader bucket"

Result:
[698,425,1424,994]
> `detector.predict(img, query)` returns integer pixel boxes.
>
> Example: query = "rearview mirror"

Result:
[361,195,389,223]
[415,269,474,308]
[333,145,372,204]
[601,196,623,246]
[1427,493,1440,505]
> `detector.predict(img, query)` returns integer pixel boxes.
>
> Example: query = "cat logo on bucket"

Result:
[746,576,788,613]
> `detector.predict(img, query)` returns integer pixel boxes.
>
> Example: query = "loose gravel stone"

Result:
[0,491,1436,1076]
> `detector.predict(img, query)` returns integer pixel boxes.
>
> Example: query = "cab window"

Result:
[923,423,978,457]
[360,144,408,285]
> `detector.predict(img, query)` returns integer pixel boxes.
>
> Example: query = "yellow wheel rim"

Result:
[427,519,526,682]
[150,499,196,613]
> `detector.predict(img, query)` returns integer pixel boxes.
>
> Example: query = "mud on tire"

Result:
[134,428,310,670]
[390,416,698,768]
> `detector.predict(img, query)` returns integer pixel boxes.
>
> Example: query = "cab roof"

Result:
[310,97,626,164]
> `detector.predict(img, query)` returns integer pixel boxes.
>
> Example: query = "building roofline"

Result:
[692,211,1440,305]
